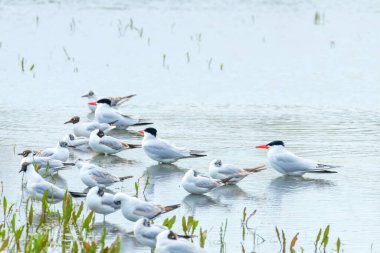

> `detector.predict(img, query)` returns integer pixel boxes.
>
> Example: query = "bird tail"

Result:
[309,163,340,173]
[189,150,207,158]
[131,120,153,126]
[309,169,338,174]
[115,94,137,105]
[317,163,341,169]
[243,164,266,174]
[163,204,181,213]
[69,191,87,198]
[118,175,133,181]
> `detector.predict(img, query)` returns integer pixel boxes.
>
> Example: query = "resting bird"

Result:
[208,159,265,184]
[89,129,141,155]
[134,218,193,248]
[62,134,90,151]
[113,192,180,222]
[82,90,136,112]
[64,116,116,138]
[256,140,339,176]
[156,230,208,253]
[76,160,132,187]
[19,149,75,175]
[181,169,231,194]
[140,128,206,164]
[86,186,120,221]
[19,162,86,203]
[32,141,71,162]
[95,99,152,129]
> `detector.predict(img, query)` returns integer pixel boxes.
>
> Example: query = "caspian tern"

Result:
[85,186,120,221]
[134,218,193,248]
[156,230,208,253]
[113,192,181,222]
[256,141,338,176]
[19,162,86,203]
[81,90,136,112]
[62,134,90,151]
[181,169,231,194]
[209,160,266,184]
[95,99,152,129]
[139,128,206,164]
[64,116,116,138]
[76,160,133,187]
[89,129,141,155]
[34,141,71,162]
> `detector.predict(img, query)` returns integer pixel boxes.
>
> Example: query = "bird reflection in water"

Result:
[143,164,185,198]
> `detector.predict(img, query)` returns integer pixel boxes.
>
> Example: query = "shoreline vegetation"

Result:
[0,192,343,253]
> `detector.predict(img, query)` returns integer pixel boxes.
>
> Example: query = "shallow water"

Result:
[0,0,380,252]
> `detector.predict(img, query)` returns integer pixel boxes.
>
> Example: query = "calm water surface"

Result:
[0,0,380,252]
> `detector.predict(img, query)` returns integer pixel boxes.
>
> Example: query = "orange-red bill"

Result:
[256,144,269,149]
[138,130,144,135]
[88,102,97,106]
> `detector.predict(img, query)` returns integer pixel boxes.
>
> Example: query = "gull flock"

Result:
[18,91,339,252]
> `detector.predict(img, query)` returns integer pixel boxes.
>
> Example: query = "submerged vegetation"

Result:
[0,192,343,252]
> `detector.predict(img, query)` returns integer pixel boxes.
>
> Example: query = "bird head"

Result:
[256,140,285,149]
[64,116,80,124]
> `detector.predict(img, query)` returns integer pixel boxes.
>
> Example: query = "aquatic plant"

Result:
[182,216,199,237]
[0,193,120,252]
[0,193,346,252]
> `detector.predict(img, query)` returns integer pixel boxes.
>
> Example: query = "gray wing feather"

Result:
[145,140,189,159]
[99,137,123,150]
[142,226,166,240]
[194,177,219,189]
[133,203,161,218]
[38,149,55,158]
[89,169,117,184]
[218,164,241,176]
[101,193,120,209]
[32,182,65,199]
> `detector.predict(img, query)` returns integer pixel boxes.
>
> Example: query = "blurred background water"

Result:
[0,0,379,252]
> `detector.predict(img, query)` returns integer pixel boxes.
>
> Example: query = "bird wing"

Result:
[37,148,55,158]
[145,139,189,159]
[99,110,121,124]
[86,122,102,132]
[141,226,166,240]
[89,167,117,184]
[133,202,161,218]
[273,150,316,173]
[99,136,123,150]
[30,181,65,199]
[71,139,88,147]
[160,241,201,252]
[194,176,219,189]
[101,193,120,209]
[218,164,242,176]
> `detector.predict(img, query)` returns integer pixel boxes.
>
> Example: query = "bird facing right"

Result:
[139,128,206,164]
